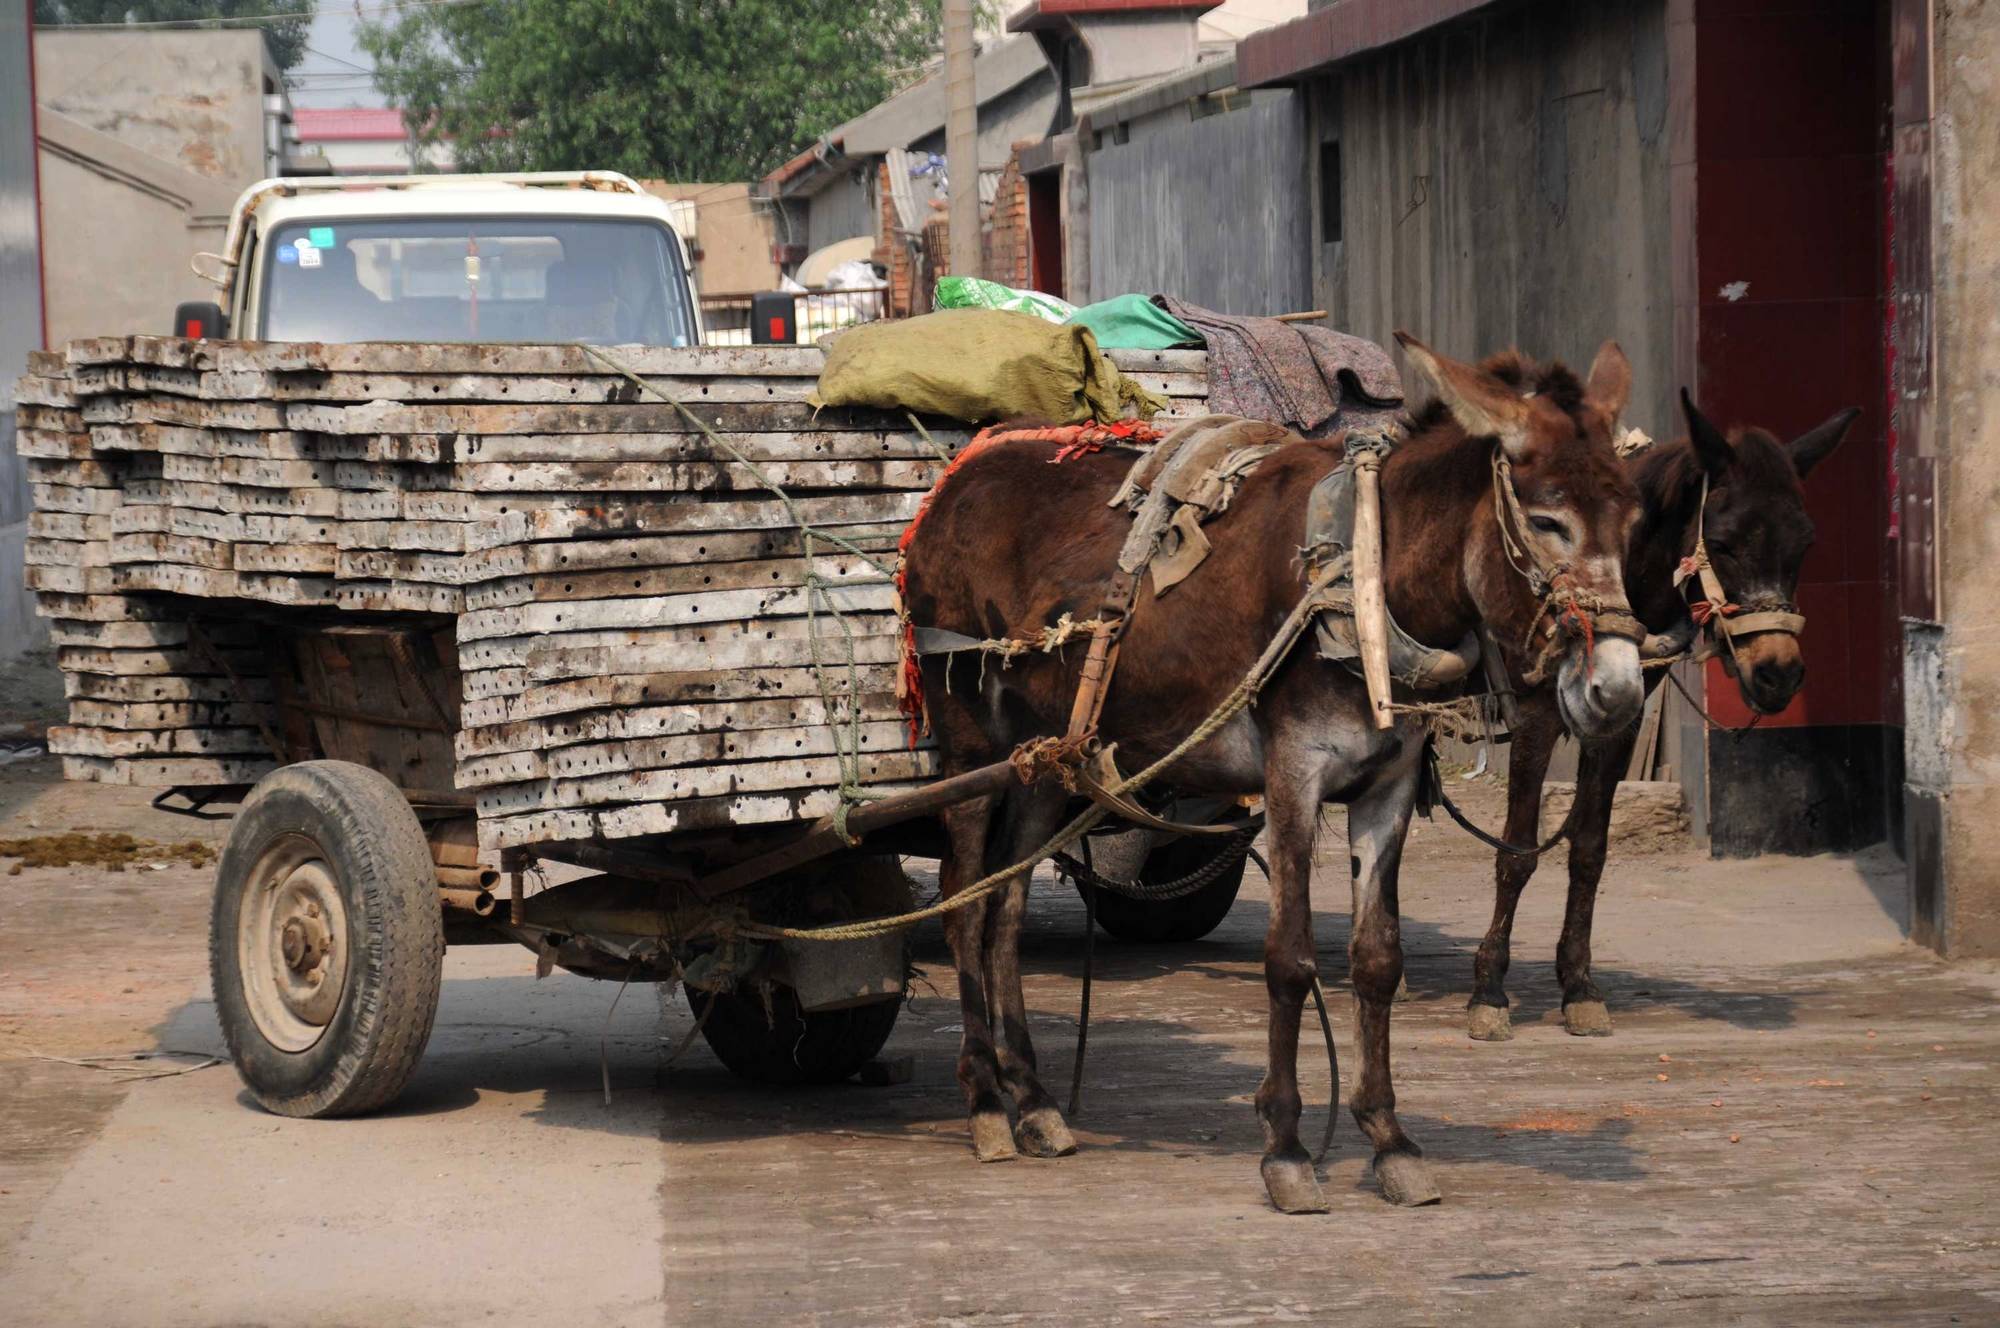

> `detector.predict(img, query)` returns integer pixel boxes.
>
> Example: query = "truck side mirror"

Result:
[172,301,227,340]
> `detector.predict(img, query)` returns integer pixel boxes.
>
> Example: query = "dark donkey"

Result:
[1466,390,1859,1042]
[901,336,1645,1211]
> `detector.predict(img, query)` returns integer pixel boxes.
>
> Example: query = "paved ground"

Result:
[3,752,1997,1327]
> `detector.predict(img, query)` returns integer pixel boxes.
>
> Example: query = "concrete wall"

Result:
[1082,87,1311,313]
[33,30,279,183]
[36,113,233,345]
[1,0,45,659]
[1316,0,1675,443]
[32,30,278,346]
[1920,0,2000,954]
[642,182,778,295]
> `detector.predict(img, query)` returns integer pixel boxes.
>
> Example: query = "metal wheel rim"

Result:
[236,833,351,1053]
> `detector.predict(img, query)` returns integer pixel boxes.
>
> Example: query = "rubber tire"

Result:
[687,983,901,1086]
[1088,838,1248,943]
[210,760,445,1118]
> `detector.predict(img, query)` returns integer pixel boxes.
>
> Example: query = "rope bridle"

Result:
[1489,451,1647,685]
[1671,473,1807,667]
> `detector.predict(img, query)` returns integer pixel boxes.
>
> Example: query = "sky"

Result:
[287,3,388,110]
[282,0,1308,112]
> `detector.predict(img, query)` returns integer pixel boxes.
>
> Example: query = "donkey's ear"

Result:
[1789,407,1860,480]
[1679,388,1732,479]
[1395,331,1533,461]
[1584,340,1632,421]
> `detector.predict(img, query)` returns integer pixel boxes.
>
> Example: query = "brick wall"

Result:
[982,149,1030,287]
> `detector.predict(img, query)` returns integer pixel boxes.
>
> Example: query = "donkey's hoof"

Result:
[1015,1106,1078,1158]
[1372,1151,1442,1207]
[1563,1000,1614,1037]
[1261,1154,1330,1214]
[970,1112,1018,1163]
[1393,974,1415,1003]
[1466,1004,1514,1042]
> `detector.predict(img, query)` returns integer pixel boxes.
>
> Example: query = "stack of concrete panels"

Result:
[18,336,1210,849]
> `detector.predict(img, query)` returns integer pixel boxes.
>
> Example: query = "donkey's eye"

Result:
[1529,515,1570,540]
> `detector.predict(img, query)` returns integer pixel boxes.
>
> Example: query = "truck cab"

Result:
[177,171,704,346]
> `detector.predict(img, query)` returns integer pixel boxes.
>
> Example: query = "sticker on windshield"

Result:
[307,226,335,249]
[297,245,323,270]
[276,245,298,264]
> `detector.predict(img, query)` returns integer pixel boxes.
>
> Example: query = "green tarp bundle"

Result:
[809,308,1166,425]
[1065,293,1204,351]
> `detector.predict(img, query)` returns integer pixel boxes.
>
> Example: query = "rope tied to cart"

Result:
[576,344,903,842]
[732,559,1351,943]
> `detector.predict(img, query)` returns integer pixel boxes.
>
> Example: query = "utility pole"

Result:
[943,0,981,278]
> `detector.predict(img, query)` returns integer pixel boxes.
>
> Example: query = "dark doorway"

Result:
[1027,169,1065,299]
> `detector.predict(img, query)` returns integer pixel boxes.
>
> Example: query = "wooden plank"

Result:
[459,613,900,672]
[455,582,896,643]
[56,643,264,677]
[28,484,122,515]
[122,478,340,516]
[25,564,118,594]
[29,510,111,540]
[335,491,403,521]
[457,522,902,583]
[60,754,279,787]
[282,400,968,437]
[49,725,272,758]
[473,748,936,816]
[25,538,111,568]
[45,618,193,648]
[108,532,234,570]
[18,404,85,432]
[516,632,903,684]
[64,673,274,704]
[461,552,890,609]
[30,593,178,623]
[195,368,1208,405]
[68,699,274,730]
[452,428,965,464]
[159,454,342,488]
[456,719,911,788]
[234,572,338,607]
[111,506,335,544]
[460,490,924,550]
[105,564,240,599]
[232,543,338,575]
[83,396,285,430]
[206,342,841,376]
[456,665,896,729]
[448,459,938,494]
[327,581,465,615]
[455,690,900,758]
[15,429,94,459]
[478,783,916,851]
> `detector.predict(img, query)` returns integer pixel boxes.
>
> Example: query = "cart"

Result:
[19,336,1243,1116]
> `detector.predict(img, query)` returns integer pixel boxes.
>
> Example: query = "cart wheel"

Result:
[1088,837,1248,943]
[686,983,902,1086]
[210,760,444,1118]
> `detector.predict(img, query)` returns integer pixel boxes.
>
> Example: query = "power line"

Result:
[37,0,494,32]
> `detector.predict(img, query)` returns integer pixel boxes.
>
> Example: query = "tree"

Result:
[33,0,316,72]
[360,0,949,181]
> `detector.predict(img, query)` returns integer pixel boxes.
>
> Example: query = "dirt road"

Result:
[3,754,1996,1326]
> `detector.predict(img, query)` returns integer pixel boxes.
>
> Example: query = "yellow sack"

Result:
[809,308,1166,425]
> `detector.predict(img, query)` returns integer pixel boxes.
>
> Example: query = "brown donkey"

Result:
[1466,391,1859,1042]
[900,336,1645,1211]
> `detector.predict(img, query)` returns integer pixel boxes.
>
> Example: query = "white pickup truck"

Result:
[175,171,705,346]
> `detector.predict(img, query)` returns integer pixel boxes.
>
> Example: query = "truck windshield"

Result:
[258,216,696,346]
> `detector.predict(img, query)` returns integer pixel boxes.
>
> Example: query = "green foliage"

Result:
[33,0,316,71]
[360,0,948,180]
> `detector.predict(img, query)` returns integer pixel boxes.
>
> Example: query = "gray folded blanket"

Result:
[1155,295,1403,437]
